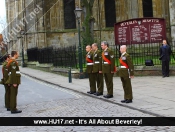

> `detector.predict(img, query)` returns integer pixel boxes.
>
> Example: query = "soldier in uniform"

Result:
[86,45,96,94]
[118,45,134,103]
[92,43,103,96]
[6,51,22,113]
[100,41,116,98]
[1,54,11,111]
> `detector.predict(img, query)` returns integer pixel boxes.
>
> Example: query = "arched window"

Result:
[105,0,116,27]
[64,0,76,29]
[142,0,153,17]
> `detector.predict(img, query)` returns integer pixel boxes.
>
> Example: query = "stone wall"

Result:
[169,0,175,41]
[5,0,172,53]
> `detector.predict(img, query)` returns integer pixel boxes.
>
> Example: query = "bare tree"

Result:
[0,16,7,42]
[0,16,8,56]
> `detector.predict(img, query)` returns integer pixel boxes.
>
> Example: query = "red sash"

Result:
[113,66,116,72]
[102,52,116,72]
[119,58,129,68]
[102,52,111,64]
[86,56,93,63]
[7,59,18,68]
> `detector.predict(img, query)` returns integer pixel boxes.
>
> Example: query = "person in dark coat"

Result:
[159,39,172,78]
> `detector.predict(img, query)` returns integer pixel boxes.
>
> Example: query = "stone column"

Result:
[116,0,128,22]
[127,0,139,19]
[137,0,143,18]
[99,0,105,28]
[152,0,163,17]
[15,0,19,17]
[169,0,175,41]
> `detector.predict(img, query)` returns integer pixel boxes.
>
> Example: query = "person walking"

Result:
[159,39,172,77]
[118,45,134,103]
[86,45,96,94]
[92,43,103,96]
[100,41,115,98]
[6,51,22,114]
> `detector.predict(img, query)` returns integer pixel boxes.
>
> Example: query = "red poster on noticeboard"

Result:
[114,18,166,45]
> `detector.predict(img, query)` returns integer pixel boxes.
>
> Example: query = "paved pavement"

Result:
[1,92,174,131]
[20,67,175,117]
[0,74,78,108]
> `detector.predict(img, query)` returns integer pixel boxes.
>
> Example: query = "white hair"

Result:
[121,45,127,50]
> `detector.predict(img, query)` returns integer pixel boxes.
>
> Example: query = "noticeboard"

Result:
[114,18,166,45]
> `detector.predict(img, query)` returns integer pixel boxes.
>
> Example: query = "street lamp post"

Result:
[17,30,25,67]
[74,6,83,79]
[10,39,13,52]
[6,40,10,52]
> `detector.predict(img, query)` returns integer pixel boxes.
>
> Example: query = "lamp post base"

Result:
[21,62,26,68]
[79,72,84,79]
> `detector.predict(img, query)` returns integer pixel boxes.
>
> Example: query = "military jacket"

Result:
[1,61,9,84]
[102,48,115,73]
[6,59,21,84]
[86,50,94,73]
[93,49,102,72]
[119,53,134,77]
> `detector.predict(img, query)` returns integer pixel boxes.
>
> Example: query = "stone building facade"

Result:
[5,0,174,54]
[169,0,175,41]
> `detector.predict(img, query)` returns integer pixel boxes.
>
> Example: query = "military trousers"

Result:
[88,73,96,92]
[94,72,104,93]
[4,84,10,108]
[104,73,113,95]
[10,85,19,111]
[120,76,133,99]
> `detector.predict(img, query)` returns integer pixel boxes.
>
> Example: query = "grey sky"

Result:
[0,0,6,33]
[0,0,6,18]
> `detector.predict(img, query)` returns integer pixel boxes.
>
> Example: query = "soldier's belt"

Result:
[94,61,100,64]
[16,71,20,74]
[120,66,127,68]
[103,62,110,64]
[8,71,21,75]
[87,63,94,65]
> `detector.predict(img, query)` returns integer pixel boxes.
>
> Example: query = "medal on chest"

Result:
[104,52,108,55]
[87,55,91,58]
[122,56,126,60]
[12,66,16,69]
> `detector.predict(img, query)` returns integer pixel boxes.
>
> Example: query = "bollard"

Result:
[68,67,72,83]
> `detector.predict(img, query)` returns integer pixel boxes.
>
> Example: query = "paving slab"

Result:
[20,67,175,117]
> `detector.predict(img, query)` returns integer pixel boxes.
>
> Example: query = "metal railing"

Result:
[27,41,175,68]
[52,46,77,68]
[27,47,38,62]
[27,45,77,68]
